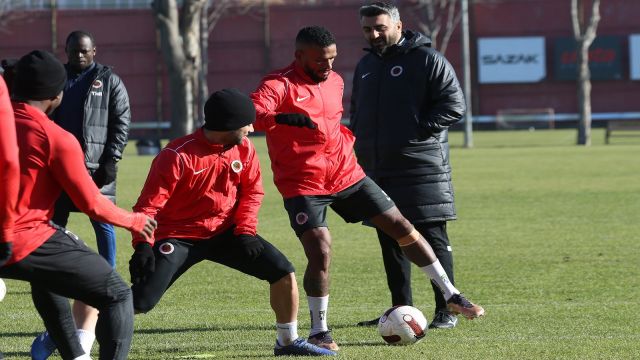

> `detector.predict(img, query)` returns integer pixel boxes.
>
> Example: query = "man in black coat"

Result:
[31,30,131,359]
[350,2,467,329]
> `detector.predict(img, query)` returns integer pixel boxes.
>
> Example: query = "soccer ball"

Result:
[378,305,428,345]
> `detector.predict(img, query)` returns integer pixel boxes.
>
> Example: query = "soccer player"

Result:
[31,30,134,359]
[0,50,156,360]
[251,26,484,350]
[0,73,19,360]
[128,88,335,357]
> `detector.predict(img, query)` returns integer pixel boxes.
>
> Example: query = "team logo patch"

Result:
[231,160,243,173]
[390,65,403,77]
[295,212,309,225]
[159,242,175,255]
[92,80,103,88]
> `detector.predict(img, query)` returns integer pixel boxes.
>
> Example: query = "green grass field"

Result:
[2,128,640,359]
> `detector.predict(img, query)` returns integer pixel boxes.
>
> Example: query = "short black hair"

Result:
[295,26,336,49]
[65,30,95,47]
[359,1,401,23]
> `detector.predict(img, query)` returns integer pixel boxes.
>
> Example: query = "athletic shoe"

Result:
[274,338,337,356]
[307,330,340,351]
[31,331,57,360]
[447,293,485,319]
[356,317,380,327]
[428,310,458,329]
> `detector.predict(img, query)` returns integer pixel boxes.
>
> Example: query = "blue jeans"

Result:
[52,200,117,268]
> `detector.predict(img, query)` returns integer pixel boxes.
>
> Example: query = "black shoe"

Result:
[356,317,380,327]
[429,310,458,329]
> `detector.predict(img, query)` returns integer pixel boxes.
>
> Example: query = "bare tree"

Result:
[407,0,461,55]
[154,0,278,138]
[571,0,601,146]
[152,0,207,138]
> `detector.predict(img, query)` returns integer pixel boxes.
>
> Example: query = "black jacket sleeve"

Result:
[421,49,466,133]
[105,73,131,161]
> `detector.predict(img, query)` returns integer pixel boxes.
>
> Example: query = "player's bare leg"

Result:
[371,207,484,319]
[299,227,339,351]
[271,272,336,356]
[72,301,98,353]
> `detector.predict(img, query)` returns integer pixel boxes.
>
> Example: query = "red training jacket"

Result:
[251,62,366,199]
[9,102,149,265]
[0,77,19,246]
[132,129,263,247]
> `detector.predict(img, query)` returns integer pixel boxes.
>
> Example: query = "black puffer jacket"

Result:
[349,30,465,222]
[54,63,131,203]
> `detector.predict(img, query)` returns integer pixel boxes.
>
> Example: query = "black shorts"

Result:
[0,229,121,306]
[131,228,295,313]
[283,177,395,237]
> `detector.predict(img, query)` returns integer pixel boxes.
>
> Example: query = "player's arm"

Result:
[250,77,287,131]
[421,50,466,133]
[233,142,264,236]
[131,149,182,247]
[49,134,156,240]
[0,78,19,248]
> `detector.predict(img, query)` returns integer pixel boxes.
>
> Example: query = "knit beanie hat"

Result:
[203,88,256,131]
[13,50,66,101]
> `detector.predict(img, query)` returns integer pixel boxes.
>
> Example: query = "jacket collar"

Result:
[195,127,231,154]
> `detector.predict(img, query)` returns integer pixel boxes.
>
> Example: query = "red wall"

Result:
[1,0,638,127]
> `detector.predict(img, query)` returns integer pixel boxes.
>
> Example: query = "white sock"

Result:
[72,355,92,360]
[76,329,95,356]
[308,295,329,336]
[276,321,299,345]
[421,260,459,300]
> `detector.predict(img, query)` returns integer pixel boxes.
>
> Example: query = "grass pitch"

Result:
[1,128,639,359]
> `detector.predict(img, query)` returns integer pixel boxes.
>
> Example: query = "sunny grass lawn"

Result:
[2,128,639,359]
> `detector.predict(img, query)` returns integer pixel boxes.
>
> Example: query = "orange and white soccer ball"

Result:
[378,305,428,345]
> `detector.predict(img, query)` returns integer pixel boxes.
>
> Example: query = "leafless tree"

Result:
[153,0,278,138]
[152,0,207,138]
[407,0,461,55]
[571,0,601,146]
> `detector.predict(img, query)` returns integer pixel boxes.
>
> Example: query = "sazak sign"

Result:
[631,35,640,80]
[478,37,546,84]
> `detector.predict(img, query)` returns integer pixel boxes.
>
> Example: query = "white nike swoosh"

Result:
[361,72,371,79]
[194,168,208,175]
[296,95,310,102]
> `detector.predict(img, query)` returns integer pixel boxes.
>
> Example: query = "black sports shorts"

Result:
[131,227,295,313]
[0,228,119,304]
[283,176,395,237]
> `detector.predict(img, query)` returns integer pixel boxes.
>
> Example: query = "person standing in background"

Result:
[31,30,132,359]
[351,2,468,329]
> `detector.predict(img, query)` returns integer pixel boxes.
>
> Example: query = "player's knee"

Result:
[132,295,157,314]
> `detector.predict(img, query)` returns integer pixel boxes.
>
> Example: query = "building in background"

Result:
[1,0,639,135]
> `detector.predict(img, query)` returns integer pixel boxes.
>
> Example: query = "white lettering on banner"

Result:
[478,37,546,84]
[630,35,640,80]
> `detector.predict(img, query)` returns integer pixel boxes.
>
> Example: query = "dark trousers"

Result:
[376,221,454,313]
[132,230,295,314]
[0,229,133,360]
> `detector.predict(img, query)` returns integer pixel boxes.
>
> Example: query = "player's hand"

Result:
[140,216,157,240]
[129,243,155,285]
[275,113,317,129]
[236,234,264,260]
[93,159,118,187]
[0,242,12,267]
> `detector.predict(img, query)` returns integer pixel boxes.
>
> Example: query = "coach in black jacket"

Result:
[30,30,131,358]
[350,2,465,329]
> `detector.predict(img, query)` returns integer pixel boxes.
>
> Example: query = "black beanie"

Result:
[13,50,66,101]
[203,88,256,131]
